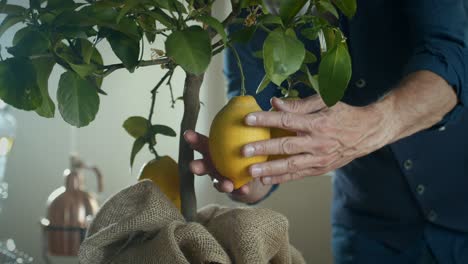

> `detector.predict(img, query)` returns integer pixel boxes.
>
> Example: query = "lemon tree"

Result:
[0,0,356,221]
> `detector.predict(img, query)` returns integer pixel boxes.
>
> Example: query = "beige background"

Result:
[0,1,333,263]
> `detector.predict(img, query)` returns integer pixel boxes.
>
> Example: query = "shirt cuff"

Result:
[403,47,466,128]
[247,184,279,206]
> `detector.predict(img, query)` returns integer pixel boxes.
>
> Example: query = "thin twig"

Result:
[100,58,170,77]
[148,70,173,122]
[138,38,145,65]
[212,39,224,50]
[167,72,176,108]
[27,53,53,60]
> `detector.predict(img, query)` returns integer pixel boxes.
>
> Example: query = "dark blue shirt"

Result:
[224,0,468,249]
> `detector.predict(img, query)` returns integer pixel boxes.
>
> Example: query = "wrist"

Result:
[366,93,402,145]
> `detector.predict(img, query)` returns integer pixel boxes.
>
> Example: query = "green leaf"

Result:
[0,15,23,39]
[197,15,227,44]
[0,4,26,16]
[332,0,357,19]
[258,14,283,26]
[32,57,56,118]
[317,0,339,18]
[318,42,352,106]
[7,29,50,57]
[117,0,140,23]
[301,64,319,93]
[88,46,104,90]
[130,137,146,168]
[55,43,97,78]
[78,4,118,25]
[47,0,75,9]
[123,116,150,138]
[165,26,212,75]
[0,57,41,110]
[143,9,176,29]
[77,38,94,64]
[151,124,176,137]
[153,0,187,13]
[229,26,257,44]
[29,0,41,9]
[53,10,96,28]
[57,71,100,127]
[137,14,156,43]
[304,50,317,64]
[256,74,270,94]
[106,17,142,41]
[106,31,140,72]
[253,50,263,59]
[12,26,32,45]
[279,0,308,25]
[301,26,321,41]
[323,27,337,50]
[263,29,305,86]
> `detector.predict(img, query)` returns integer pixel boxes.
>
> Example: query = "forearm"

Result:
[374,70,458,143]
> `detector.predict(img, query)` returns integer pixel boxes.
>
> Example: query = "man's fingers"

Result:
[189,159,212,176]
[232,185,250,195]
[248,153,340,178]
[271,95,326,114]
[243,136,339,157]
[262,155,354,185]
[245,111,313,132]
[213,177,235,193]
[262,167,327,185]
[184,130,210,155]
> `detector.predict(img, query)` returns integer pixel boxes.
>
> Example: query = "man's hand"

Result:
[242,95,395,185]
[243,71,458,185]
[183,130,273,204]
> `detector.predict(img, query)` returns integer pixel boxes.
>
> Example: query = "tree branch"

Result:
[179,73,204,222]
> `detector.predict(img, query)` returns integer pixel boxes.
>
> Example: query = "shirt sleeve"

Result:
[403,0,468,126]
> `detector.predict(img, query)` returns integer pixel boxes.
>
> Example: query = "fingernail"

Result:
[243,145,255,157]
[262,177,272,185]
[250,165,262,177]
[276,98,284,104]
[245,114,257,125]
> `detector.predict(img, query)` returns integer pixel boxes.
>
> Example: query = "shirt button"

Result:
[416,184,425,195]
[438,126,446,132]
[428,210,438,222]
[355,78,367,88]
[404,159,413,170]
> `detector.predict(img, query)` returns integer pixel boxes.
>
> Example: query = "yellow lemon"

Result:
[209,96,271,189]
[139,156,181,210]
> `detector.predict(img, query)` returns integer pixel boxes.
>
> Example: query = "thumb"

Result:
[271,95,326,114]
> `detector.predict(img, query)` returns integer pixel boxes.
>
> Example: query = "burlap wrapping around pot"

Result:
[79,180,306,264]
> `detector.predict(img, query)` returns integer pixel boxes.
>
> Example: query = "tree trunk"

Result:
[179,73,205,222]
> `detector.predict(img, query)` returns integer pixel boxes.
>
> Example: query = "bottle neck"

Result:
[65,171,83,191]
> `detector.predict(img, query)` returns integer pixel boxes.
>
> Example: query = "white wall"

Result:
[0,1,333,263]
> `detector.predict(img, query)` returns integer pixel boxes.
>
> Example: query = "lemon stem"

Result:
[229,44,247,96]
[150,144,161,160]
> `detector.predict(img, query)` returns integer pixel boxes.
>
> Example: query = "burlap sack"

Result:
[79,180,306,264]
